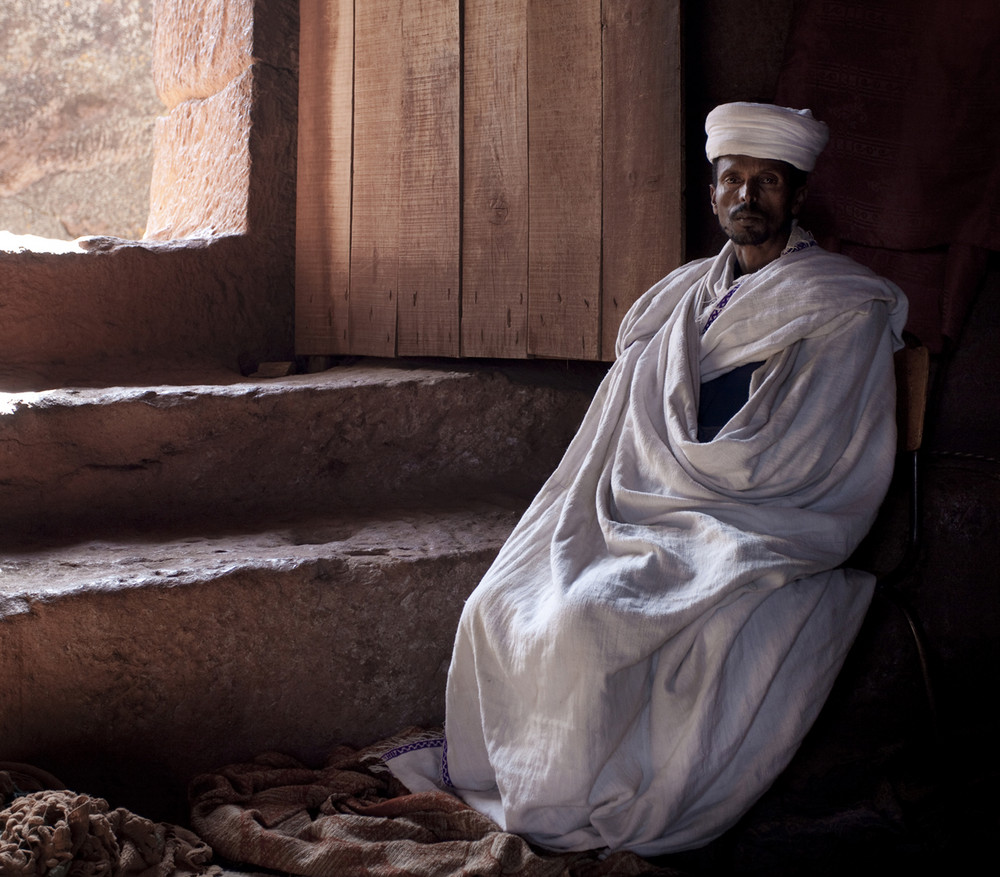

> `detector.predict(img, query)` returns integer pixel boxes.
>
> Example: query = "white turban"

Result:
[705,102,829,172]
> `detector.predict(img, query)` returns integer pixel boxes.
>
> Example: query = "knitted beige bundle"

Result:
[0,786,217,877]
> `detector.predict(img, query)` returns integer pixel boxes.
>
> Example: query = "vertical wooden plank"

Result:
[527,0,603,360]
[295,0,354,354]
[397,0,461,357]
[350,0,403,356]
[461,0,529,358]
[602,0,684,359]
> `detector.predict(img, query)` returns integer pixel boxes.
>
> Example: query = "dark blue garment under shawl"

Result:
[697,361,764,442]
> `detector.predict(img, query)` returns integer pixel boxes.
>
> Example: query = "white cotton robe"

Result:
[441,233,909,856]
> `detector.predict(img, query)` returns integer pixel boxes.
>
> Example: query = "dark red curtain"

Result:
[775,0,1000,351]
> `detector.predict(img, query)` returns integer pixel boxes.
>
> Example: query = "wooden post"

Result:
[526,0,603,360]
[295,0,354,353]
[461,0,529,358]
[602,0,684,359]
[349,0,404,356]
[397,0,462,357]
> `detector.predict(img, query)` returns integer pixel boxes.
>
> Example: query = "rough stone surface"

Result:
[152,0,254,108]
[0,505,518,823]
[0,361,601,544]
[244,63,298,237]
[146,69,253,238]
[146,60,298,240]
[146,0,298,241]
[0,235,295,389]
[0,0,159,240]
[0,1,298,382]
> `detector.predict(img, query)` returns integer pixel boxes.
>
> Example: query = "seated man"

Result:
[389,102,908,856]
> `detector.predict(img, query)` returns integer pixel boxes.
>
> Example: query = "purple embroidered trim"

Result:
[700,237,817,336]
[381,737,445,761]
[441,737,453,787]
[783,238,817,256]
[700,277,747,335]
[379,735,454,788]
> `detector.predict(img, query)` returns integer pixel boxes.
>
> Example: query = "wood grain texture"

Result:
[295,0,354,353]
[397,0,461,357]
[526,0,603,360]
[294,0,683,362]
[602,0,684,359]
[461,0,529,358]
[349,0,403,356]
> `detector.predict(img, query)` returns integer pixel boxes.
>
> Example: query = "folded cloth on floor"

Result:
[187,727,671,877]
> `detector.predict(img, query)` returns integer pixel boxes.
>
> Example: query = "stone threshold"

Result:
[0,358,602,544]
[0,501,521,824]
[0,357,598,820]
[0,501,522,599]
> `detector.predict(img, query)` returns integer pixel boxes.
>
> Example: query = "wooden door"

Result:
[296,0,683,361]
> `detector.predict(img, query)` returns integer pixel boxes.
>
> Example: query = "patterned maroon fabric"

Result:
[775,0,999,350]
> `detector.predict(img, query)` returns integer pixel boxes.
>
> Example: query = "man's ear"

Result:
[790,184,808,216]
[709,184,718,215]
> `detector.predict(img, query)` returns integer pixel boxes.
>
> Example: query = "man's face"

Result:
[710,155,806,249]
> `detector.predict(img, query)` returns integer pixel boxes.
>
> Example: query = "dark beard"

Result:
[725,207,790,246]
[726,225,770,246]
[724,206,766,245]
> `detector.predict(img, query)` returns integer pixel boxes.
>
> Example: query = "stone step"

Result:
[0,501,521,824]
[0,358,602,545]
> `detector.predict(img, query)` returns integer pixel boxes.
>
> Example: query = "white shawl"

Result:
[434,235,908,855]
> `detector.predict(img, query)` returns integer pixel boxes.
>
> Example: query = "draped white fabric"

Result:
[436,234,908,856]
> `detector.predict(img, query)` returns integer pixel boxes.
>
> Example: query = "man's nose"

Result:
[740,179,759,203]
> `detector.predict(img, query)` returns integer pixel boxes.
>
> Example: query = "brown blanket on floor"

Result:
[188,729,675,877]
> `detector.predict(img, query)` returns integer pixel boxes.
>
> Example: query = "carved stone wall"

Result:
[0,0,298,388]
[0,0,159,240]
